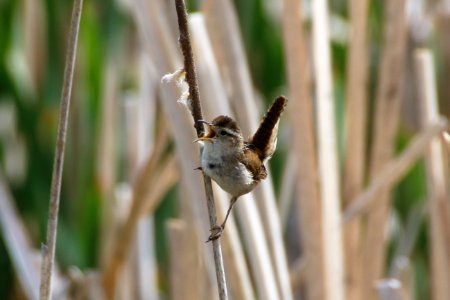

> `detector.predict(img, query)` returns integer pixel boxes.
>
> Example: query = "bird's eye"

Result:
[219,130,229,136]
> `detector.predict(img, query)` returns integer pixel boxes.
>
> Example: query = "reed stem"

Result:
[39,0,83,299]
[174,0,228,298]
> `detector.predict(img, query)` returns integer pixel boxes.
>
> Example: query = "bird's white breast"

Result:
[200,142,255,197]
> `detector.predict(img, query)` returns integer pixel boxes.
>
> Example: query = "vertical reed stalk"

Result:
[23,0,45,91]
[415,48,450,300]
[281,0,326,299]
[97,60,118,269]
[202,3,292,299]
[312,0,345,299]
[39,0,83,299]
[167,219,205,300]
[343,0,370,298]
[174,1,228,299]
[360,1,407,298]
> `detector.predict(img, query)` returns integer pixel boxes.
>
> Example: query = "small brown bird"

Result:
[196,96,287,241]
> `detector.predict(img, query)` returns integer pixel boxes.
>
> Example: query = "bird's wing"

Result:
[242,147,267,181]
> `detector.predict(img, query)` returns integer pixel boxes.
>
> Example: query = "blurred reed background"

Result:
[0,0,449,299]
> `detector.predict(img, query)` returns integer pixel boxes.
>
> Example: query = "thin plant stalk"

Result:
[39,0,83,299]
[23,0,45,91]
[343,0,370,298]
[281,0,326,298]
[312,0,345,298]
[97,59,119,269]
[174,0,228,298]
[360,1,408,297]
[415,48,450,300]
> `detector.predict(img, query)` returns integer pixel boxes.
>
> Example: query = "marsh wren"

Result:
[196,96,287,241]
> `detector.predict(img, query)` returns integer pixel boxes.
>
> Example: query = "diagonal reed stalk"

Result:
[39,0,83,299]
[174,0,228,299]
[102,123,175,298]
[344,119,449,222]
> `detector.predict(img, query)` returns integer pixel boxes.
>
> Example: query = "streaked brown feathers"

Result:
[249,96,287,160]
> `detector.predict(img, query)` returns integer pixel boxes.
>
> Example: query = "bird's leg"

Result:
[207,196,238,242]
[220,196,238,231]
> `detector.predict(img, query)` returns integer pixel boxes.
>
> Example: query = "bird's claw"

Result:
[206,225,224,242]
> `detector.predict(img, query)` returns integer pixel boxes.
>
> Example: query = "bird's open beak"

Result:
[194,120,216,142]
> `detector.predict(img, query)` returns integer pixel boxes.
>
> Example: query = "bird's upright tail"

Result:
[250,96,288,161]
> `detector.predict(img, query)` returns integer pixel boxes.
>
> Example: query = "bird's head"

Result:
[195,115,243,149]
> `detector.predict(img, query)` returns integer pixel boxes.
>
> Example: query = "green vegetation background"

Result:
[0,0,438,298]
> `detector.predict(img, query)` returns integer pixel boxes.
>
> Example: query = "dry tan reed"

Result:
[360,0,408,298]
[281,0,325,299]
[312,0,345,298]
[344,119,449,222]
[415,48,450,300]
[167,219,205,300]
[343,0,370,298]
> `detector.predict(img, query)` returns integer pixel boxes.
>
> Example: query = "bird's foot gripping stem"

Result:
[206,224,224,242]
